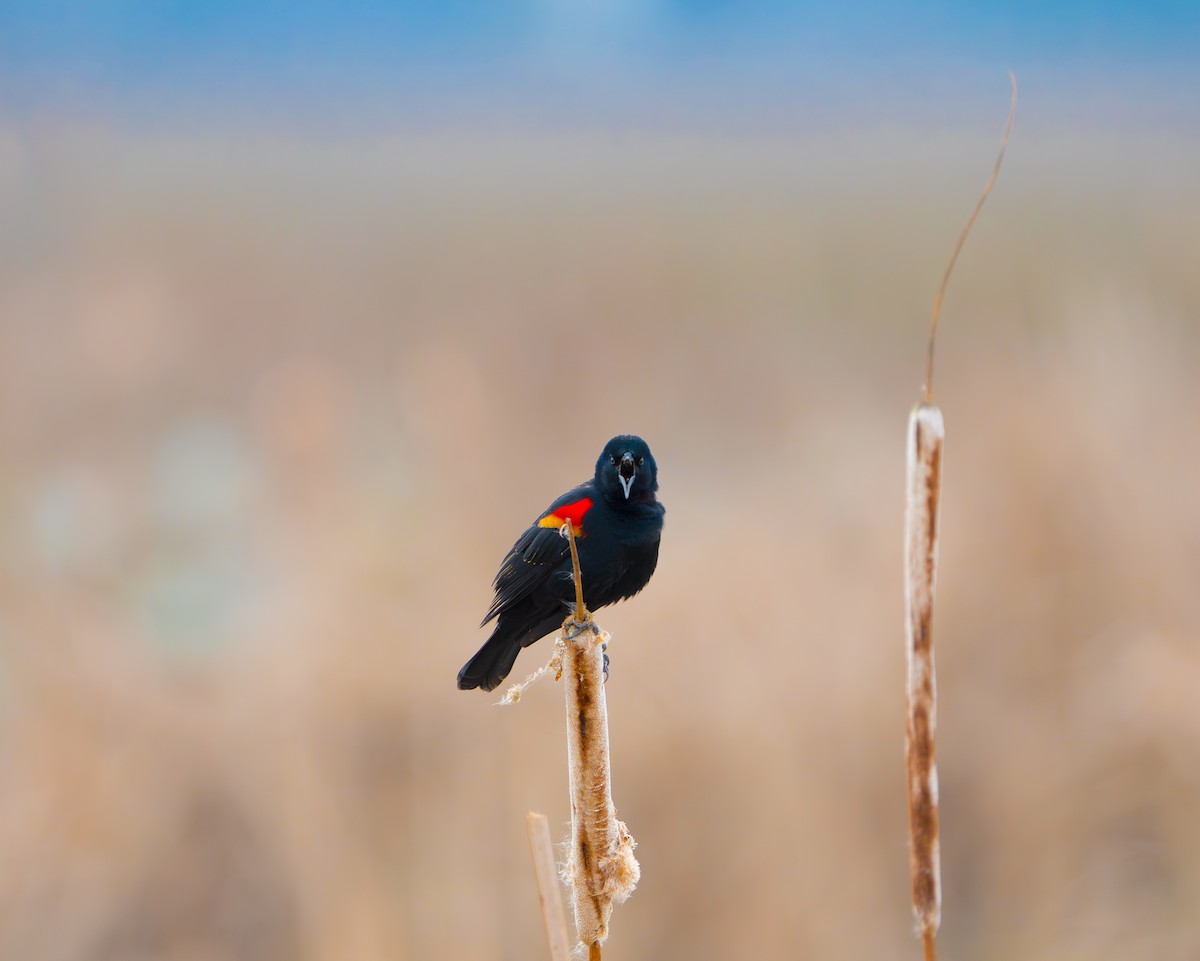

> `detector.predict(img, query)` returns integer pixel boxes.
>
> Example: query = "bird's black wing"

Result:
[480,482,594,626]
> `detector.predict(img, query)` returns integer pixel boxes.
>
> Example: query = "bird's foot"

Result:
[563,613,594,641]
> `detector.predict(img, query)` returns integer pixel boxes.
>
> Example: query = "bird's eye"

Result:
[611,455,619,466]
[636,457,644,466]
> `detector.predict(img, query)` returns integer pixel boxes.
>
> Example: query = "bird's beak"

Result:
[618,453,636,499]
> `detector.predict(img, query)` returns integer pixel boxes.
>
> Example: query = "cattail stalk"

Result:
[903,73,1016,961]
[559,524,640,958]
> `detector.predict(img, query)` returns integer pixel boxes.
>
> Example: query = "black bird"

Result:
[458,435,665,692]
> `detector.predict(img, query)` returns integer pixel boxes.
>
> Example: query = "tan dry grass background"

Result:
[1,126,1199,960]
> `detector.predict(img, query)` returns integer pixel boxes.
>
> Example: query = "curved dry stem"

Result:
[924,71,1018,404]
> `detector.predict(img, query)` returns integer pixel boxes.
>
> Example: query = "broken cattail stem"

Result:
[560,524,640,957]
[526,812,571,961]
[905,403,944,960]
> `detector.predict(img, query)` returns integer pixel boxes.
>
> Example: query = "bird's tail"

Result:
[456,631,522,692]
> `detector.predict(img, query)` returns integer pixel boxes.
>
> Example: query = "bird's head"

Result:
[595,435,658,504]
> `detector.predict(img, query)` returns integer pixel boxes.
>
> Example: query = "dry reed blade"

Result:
[560,524,640,957]
[526,811,571,961]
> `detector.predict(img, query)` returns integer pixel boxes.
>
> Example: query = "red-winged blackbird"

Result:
[457,435,665,692]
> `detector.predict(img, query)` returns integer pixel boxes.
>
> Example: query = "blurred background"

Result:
[1,3,1198,960]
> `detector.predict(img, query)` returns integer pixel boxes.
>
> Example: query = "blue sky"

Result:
[1,2,1197,130]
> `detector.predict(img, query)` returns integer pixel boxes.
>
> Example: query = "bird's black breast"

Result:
[577,500,663,608]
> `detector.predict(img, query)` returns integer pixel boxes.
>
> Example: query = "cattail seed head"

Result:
[905,402,944,949]
[560,621,640,953]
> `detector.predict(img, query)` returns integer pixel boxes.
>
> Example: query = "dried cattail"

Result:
[516,524,639,959]
[559,619,640,954]
[904,402,944,960]
[559,525,640,958]
[903,74,1016,961]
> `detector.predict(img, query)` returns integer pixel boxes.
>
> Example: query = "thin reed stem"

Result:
[526,812,571,961]
[565,523,588,621]
[924,71,1018,404]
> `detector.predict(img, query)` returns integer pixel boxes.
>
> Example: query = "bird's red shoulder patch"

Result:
[537,496,593,535]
